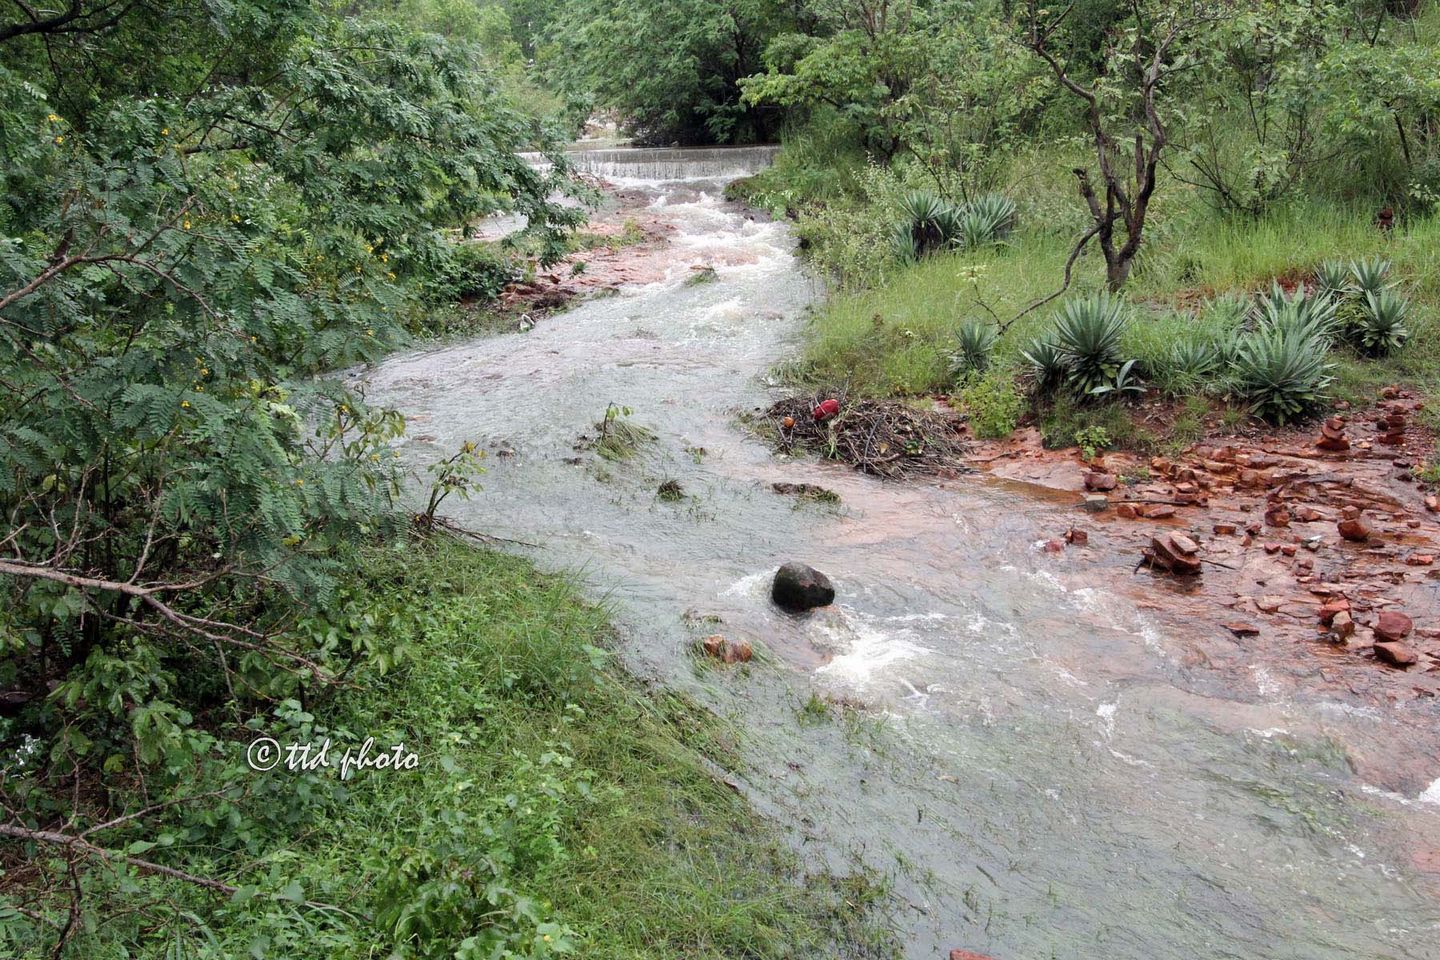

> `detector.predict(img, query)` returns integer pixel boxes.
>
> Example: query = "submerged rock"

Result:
[771,562,835,611]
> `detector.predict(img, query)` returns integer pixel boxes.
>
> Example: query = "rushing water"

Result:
[363,148,1440,959]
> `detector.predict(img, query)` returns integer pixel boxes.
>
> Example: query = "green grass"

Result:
[28,539,893,959]
[788,171,1440,450]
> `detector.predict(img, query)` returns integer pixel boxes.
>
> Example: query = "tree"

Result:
[0,2,580,936]
[1021,0,1218,290]
[542,0,795,144]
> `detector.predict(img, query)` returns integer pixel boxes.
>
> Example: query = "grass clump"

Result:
[957,368,1024,439]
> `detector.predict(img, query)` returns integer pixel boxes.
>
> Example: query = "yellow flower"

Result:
[295,479,304,487]
[54,136,64,145]
[365,328,374,336]
[47,114,59,122]
[181,400,191,409]
[161,128,169,136]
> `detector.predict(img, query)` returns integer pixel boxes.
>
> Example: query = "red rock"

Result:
[1170,534,1199,555]
[1331,611,1354,639]
[1256,596,1284,613]
[1238,469,1268,488]
[1424,494,1439,513]
[1143,504,1177,519]
[1264,542,1282,555]
[1280,544,1298,557]
[1065,528,1089,546]
[1116,503,1138,519]
[949,951,997,960]
[1265,508,1291,528]
[1318,599,1350,625]
[1043,539,1064,553]
[1084,471,1118,492]
[1294,506,1324,522]
[723,638,754,664]
[1374,641,1418,667]
[701,634,725,658]
[1213,523,1238,535]
[1374,610,1413,641]
[1407,554,1435,566]
[1224,622,1260,637]
[1380,385,1400,400]
[1148,534,1202,574]
[1337,517,1370,541]
[1245,521,1263,536]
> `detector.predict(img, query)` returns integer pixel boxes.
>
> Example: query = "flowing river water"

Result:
[363,148,1440,959]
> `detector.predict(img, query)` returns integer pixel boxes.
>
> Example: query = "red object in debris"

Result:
[812,398,840,421]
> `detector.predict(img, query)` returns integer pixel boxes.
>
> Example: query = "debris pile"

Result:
[767,390,969,479]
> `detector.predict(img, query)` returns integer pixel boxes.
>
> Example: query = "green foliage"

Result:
[950,320,999,375]
[1348,256,1395,297]
[1050,294,1132,396]
[543,0,793,143]
[894,191,1017,260]
[1230,327,1336,423]
[1254,283,1341,343]
[1074,425,1113,460]
[1089,358,1146,399]
[0,2,584,943]
[957,368,1024,439]
[1021,336,1070,395]
[1355,288,1412,355]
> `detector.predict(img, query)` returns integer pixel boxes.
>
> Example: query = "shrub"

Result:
[1020,336,1069,394]
[1074,425,1112,460]
[1348,256,1394,297]
[1231,327,1335,424]
[1156,337,1220,395]
[895,190,953,259]
[1089,358,1146,399]
[1253,282,1340,344]
[1355,288,1411,356]
[950,320,999,375]
[1051,293,1131,395]
[1314,260,1350,300]
[957,369,1024,439]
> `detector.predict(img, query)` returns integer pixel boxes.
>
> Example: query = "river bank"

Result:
[370,151,1440,959]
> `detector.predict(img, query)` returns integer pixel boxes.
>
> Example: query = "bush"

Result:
[1355,288,1411,355]
[893,191,1016,260]
[1231,327,1335,423]
[950,320,999,375]
[1051,293,1131,395]
[1253,282,1340,344]
[957,368,1024,439]
[1020,336,1069,395]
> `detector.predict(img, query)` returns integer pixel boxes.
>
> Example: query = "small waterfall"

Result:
[520,145,780,180]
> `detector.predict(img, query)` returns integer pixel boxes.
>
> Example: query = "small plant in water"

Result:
[594,403,656,460]
[418,441,486,528]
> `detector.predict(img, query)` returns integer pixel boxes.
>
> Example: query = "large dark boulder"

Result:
[771,562,835,612]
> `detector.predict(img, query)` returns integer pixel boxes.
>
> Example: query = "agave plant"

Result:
[1253,282,1339,344]
[959,193,1017,243]
[1349,257,1393,297]
[1021,337,1068,394]
[1201,291,1251,329]
[1154,337,1220,396]
[950,320,999,375]
[1230,327,1335,424]
[1355,288,1411,355]
[895,190,955,258]
[1089,358,1146,399]
[1050,293,1130,395]
[1314,260,1350,301]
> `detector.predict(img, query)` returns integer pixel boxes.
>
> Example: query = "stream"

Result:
[362,147,1440,960]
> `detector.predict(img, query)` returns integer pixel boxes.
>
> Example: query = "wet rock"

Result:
[949,951,997,960]
[1116,503,1138,519]
[1374,610,1413,642]
[1065,528,1089,546]
[1265,506,1291,527]
[1318,598,1350,625]
[1213,523,1238,535]
[1331,611,1355,639]
[772,562,836,612]
[1143,504,1177,519]
[1084,471,1118,492]
[700,634,754,664]
[1316,417,1350,452]
[1042,538,1064,553]
[1301,536,1322,552]
[1256,596,1284,614]
[1425,494,1438,513]
[1374,641,1418,668]
[1337,508,1371,542]
[1224,622,1260,637]
[1080,494,1110,513]
[1147,533,1202,575]
[1406,554,1435,566]
[1281,544,1298,557]
[1263,542,1282,555]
